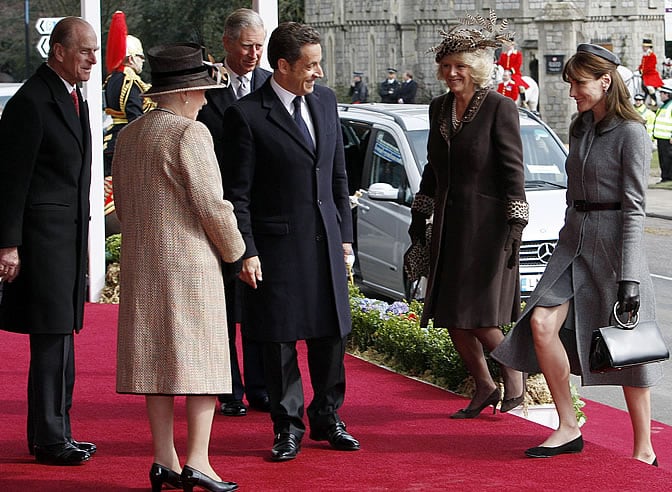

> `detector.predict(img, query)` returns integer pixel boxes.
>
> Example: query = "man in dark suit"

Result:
[221,21,360,462]
[397,70,418,104]
[0,17,98,466]
[198,8,271,418]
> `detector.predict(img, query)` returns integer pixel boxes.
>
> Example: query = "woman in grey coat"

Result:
[493,44,662,465]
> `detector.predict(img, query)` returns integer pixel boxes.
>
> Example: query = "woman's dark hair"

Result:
[562,51,642,123]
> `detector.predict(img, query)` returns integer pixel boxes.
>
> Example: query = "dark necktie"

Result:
[71,89,80,117]
[292,96,314,150]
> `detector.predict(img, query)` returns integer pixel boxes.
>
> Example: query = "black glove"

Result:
[617,281,640,316]
[408,211,427,245]
[504,221,525,269]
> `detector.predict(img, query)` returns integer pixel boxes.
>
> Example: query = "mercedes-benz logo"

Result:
[536,242,555,264]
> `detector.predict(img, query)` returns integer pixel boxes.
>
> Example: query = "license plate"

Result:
[520,274,542,293]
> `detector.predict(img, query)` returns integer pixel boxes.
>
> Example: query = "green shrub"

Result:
[105,234,121,264]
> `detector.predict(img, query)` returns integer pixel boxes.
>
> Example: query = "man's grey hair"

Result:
[223,8,266,41]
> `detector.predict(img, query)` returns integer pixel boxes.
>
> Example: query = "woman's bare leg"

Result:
[146,395,181,471]
[623,386,656,464]
[530,302,581,446]
[184,395,219,479]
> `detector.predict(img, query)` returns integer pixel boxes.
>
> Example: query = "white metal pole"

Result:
[253,0,278,71]
[80,0,106,303]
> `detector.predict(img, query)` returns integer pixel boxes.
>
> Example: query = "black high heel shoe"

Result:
[450,388,501,419]
[181,465,238,492]
[149,463,182,492]
[500,372,527,413]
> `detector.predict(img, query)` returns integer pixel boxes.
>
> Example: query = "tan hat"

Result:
[144,43,227,96]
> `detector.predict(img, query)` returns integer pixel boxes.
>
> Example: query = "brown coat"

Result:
[113,110,244,394]
[420,90,526,328]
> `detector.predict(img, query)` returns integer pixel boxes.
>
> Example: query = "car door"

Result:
[356,127,414,298]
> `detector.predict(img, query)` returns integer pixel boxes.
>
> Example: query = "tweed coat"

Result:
[220,81,353,343]
[420,89,526,329]
[493,112,663,387]
[113,110,244,394]
[0,63,91,335]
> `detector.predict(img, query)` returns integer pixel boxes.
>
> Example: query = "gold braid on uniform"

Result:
[507,199,529,225]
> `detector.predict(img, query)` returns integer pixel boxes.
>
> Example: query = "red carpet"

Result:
[1,302,672,491]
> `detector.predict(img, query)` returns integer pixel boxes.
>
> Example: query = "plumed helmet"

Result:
[126,35,144,58]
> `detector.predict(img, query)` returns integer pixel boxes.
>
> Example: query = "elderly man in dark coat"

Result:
[221,22,360,462]
[0,17,98,465]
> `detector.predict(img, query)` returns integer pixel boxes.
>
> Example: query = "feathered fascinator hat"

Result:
[429,10,515,62]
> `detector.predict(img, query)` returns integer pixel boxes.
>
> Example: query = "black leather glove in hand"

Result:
[408,211,427,245]
[617,281,640,316]
[504,221,525,269]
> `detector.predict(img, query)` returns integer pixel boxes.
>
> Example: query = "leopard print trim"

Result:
[439,88,491,143]
[507,199,529,224]
[411,193,434,216]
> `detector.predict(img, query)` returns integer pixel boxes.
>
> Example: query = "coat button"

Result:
[315,234,323,241]
[318,200,322,205]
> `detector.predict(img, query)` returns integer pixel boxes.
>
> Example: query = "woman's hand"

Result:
[617,281,640,315]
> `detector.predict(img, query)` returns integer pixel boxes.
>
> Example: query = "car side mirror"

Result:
[368,182,401,201]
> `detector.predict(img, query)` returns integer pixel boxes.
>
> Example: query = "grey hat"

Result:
[387,67,397,73]
[659,85,672,95]
[576,43,620,66]
[633,93,646,100]
[144,43,226,96]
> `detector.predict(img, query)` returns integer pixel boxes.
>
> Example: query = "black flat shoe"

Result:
[220,400,247,417]
[450,388,501,419]
[501,373,527,413]
[149,463,182,492]
[271,433,301,461]
[525,435,584,458]
[34,442,91,466]
[181,465,238,492]
[310,421,360,451]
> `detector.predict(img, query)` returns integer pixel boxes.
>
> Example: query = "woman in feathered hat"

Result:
[406,11,528,419]
[113,42,243,492]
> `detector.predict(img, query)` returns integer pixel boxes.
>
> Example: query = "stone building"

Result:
[306,0,666,142]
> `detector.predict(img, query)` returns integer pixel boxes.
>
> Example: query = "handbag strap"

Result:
[612,302,639,330]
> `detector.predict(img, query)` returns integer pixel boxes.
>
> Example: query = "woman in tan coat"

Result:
[113,43,243,492]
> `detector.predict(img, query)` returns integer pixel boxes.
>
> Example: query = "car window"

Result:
[407,129,429,173]
[370,130,405,187]
[341,120,372,194]
[520,125,568,187]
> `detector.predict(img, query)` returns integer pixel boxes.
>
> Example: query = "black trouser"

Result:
[658,137,672,181]
[263,335,347,439]
[27,333,75,448]
[219,278,267,403]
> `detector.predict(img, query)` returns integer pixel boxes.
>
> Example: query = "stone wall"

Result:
[306,0,666,142]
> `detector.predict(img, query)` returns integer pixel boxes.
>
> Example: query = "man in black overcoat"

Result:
[220,22,360,461]
[198,7,272,418]
[0,17,98,466]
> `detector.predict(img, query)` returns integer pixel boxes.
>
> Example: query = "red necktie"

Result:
[71,89,80,117]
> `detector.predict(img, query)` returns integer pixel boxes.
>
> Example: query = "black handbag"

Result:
[589,303,669,373]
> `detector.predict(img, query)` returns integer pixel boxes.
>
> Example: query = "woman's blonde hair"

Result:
[436,49,494,89]
[562,51,642,123]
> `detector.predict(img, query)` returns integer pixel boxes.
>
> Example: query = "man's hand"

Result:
[0,247,20,283]
[239,256,262,289]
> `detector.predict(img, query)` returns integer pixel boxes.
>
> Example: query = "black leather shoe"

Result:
[525,435,584,458]
[34,442,91,465]
[220,400,247,417]
[149,463,182,492]
[71,439,97,455]
[181,465,238,492]
[248,395,271,412]
[271,433,301,461]
[310,421,360,451]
